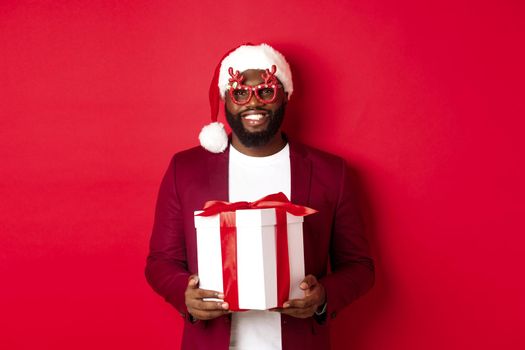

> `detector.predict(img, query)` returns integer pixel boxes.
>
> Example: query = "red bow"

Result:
[196,192,317,217]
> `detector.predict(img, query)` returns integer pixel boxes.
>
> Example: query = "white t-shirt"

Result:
[228,143,291,350]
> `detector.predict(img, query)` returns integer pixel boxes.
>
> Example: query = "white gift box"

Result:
[194,208,305,310]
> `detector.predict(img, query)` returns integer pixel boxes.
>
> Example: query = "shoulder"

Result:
[172,145,208,162]
[169,145,227,167]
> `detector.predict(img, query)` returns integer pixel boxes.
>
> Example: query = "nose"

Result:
[246,91,263,107]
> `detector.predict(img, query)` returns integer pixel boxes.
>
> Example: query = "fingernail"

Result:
[221,302,229,310]
[300,282,308,289]
[217,293,225,299]
[283,303,290,308]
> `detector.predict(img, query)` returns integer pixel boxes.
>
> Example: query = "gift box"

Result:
[193,193,316,311]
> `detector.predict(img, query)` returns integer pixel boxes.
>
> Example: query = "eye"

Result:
[233,89,248,97]
[259,88,275,97]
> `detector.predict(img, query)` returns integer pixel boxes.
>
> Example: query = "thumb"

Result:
[188,275,199,288]
[300,274,317,290]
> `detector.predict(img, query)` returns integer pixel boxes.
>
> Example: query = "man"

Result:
[145,43,374,350]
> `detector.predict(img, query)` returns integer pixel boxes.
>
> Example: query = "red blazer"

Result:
[146,139,374,350]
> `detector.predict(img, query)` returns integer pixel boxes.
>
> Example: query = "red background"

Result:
[2,1,524,349]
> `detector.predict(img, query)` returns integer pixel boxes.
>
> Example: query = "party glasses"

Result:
[227,65,282,105]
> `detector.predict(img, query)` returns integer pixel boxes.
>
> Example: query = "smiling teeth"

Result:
[244,114,265,121]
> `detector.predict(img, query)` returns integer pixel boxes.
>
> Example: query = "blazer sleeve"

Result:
[145,156,191,318]
[319,158,375,319]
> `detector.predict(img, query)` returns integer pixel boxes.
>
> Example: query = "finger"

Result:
[187,275,199,288]
[193,288,225,299]
[300,275,318,290]
[283,297,314,309]
[189,299,229,312]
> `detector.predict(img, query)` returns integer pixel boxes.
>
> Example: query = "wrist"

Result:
[315,284,327,315]
[315,301,327,315]
[188,312,199,324]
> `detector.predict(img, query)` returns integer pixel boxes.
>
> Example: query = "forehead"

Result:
[239,69,266,84]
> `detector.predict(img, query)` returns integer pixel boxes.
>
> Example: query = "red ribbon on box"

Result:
[196,192,317,311]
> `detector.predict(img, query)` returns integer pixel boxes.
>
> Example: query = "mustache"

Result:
[242,107,269,111]
[238,107,272,116]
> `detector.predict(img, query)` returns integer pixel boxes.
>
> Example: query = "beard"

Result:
[225,104,286,148]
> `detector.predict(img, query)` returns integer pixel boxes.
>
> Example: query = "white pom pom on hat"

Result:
[198,121,229,154]
[198,43,293,153]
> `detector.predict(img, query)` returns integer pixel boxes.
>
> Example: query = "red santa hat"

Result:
[199,43,293,153]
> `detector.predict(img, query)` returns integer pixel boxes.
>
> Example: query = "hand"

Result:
[275,275,326,319]
[184,275,230,321]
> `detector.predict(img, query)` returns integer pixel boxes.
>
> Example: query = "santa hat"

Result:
[198,43,293,153]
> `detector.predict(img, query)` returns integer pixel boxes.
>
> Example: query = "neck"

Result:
[231,132,286,157]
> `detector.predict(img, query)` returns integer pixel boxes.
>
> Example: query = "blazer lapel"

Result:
[289,140,312,207]
[207,147,230,202]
